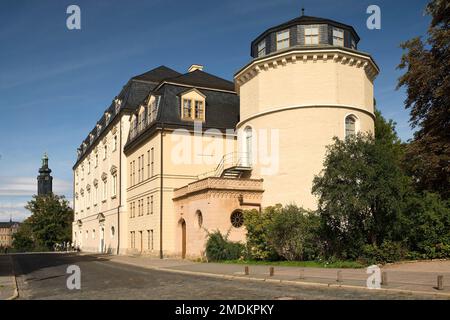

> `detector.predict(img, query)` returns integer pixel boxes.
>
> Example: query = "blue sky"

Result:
[0,0,431,221]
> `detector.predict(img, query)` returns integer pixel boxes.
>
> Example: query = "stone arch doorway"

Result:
[178,219,187,259]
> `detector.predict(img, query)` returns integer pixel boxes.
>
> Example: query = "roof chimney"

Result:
[188,64,204,72]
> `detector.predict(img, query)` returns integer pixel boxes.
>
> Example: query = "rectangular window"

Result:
[305,26,319,45]
[113,136,118,151]
[351,38,356,50]
[104,145,107,160]
[257,40,266,57]
[95,154,99,167]
[132,160,136,185]
[103,180,107,200]
[151,148,154,177]
[150,195,154,215]
[112,174,117,197]
[147,196,150,215]
[141,154,144,181]
[148,230,154,250]
[276,29,290,50]
[333,28,344,47]
[147,150,150,179]
[182,99,192,119]
[194,101,204,120]
[137,156,141,183]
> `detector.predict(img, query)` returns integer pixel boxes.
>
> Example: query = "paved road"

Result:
[11,253,437,300]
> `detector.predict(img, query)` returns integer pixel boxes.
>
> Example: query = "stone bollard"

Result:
[381,272,388,286]
[299,269,304,280]
[269,267,274,277]
[437,275,444,290]
[337,270,343,283]
[244,266,249,276]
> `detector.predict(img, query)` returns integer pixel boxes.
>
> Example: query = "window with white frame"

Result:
[182,99,192,119]
[345,115,357,138]
[148,230,154,250]
[103,145,107,160]
[304,26,319,45]
[257,40,266,57]
[194,101,204,120]
[276,29,290,50]
[111,173,117,197]
[102,178,107,201]
[113,135,117,151]
[333,27,344,47]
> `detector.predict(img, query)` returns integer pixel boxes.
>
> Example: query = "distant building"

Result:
[37,153,53,196]
[0,219,20,248]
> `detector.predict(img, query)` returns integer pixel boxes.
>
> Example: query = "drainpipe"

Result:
[159,121,164,259]
[116,117,123,255]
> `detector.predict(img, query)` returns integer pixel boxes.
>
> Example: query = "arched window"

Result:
[345,115,357,138]
[196,210,203,228]
[111,226,115,238]
[244,126,253,166]
[230,210,244,228]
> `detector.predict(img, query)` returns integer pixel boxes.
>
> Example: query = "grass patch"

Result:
[212,259,366,269]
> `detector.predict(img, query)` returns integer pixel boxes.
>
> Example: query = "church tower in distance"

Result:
[37,153,53,196]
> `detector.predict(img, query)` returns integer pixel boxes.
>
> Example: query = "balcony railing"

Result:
[197,152,251,180]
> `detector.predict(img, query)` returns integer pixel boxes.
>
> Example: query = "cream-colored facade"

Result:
[72,107,130,255]
[235,48,378,208]
[73,15,379,259]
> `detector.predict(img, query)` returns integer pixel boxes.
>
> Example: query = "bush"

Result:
[205,231,244,262]
[268,205,322,261]
[362,241,408,264]
[243,207,280,261]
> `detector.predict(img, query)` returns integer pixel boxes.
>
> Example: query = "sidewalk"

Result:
[0,255,18,300]
[103,255,450,298]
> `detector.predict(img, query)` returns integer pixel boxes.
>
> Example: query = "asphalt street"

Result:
[11,253,436,300]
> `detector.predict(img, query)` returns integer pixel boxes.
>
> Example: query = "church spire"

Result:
[37,153,53,196]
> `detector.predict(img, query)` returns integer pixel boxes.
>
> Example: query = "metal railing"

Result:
[197,152,251,180]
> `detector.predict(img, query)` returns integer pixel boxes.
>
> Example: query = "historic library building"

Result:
[72,14,379,258]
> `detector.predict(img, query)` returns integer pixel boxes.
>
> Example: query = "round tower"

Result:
[234,14,379,209]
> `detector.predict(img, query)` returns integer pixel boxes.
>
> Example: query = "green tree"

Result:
[312,110,410,259]
[25,193,74,250]
[397,0,450,198]
[12,221,35,252]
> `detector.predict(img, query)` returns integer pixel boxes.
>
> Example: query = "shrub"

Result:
[268,205,322,261]
[361,241,408,264]
[243,207,280,261]
[205,230,244,262]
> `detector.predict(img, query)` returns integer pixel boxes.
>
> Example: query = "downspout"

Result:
[117,117,122,255]
[159,121,164,259]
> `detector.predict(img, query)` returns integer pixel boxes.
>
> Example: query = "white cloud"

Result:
[0,176,72,197]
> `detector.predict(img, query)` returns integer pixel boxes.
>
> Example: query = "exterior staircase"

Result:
[197,152,252,180]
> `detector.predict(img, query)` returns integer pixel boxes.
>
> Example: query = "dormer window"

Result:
[257,40,266,57]
[180,89,206,121]
[333,27,344,47]
[194,101,204,120]
[276,29,290,50]
[351,38,356,50]
[182,99,192,119]
[305,26,319,45]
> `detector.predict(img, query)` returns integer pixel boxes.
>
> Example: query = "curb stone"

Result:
[104,257,450,299]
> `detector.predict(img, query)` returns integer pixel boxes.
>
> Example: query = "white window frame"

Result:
[304,26,319,45]
[276,29,290,50]
[257,40,266,57]
[333,27,344,47]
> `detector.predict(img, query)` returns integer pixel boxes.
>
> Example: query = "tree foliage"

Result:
[13,193,73,251]
[397,0,450,198]
[312,110,410,259]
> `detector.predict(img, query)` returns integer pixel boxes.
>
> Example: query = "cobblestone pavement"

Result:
[11,253,444,300]
[0,255,16,300]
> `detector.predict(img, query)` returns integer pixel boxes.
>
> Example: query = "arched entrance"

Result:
[179,219,187,259]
